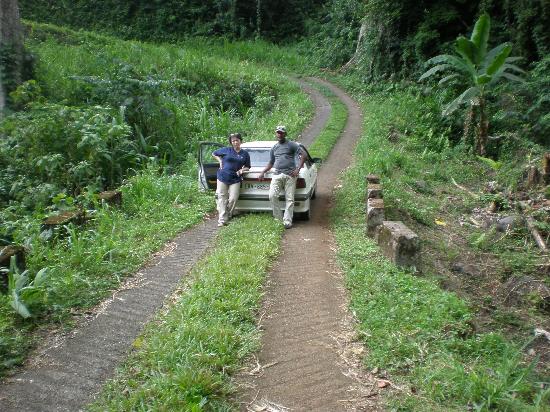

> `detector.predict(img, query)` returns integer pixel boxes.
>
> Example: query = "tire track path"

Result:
[239,78,373,411]
[0,78,350,412]
[0,219,219,412]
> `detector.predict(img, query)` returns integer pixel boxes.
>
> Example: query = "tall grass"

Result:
[0,22,314,376]
[0,164,213,373]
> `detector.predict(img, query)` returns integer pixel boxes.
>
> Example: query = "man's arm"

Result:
[259,147,276,181]
[290,147,306,177]
[258,162,273,181]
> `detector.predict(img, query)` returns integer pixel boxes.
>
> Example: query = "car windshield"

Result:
[245,148,271,167]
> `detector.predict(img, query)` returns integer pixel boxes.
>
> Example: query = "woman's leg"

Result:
[227,182,241,219]
[216,180,229,224]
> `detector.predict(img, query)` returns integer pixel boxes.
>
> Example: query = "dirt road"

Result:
[238,78,376,411]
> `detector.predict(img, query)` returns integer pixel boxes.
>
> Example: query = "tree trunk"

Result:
[255,0,261,39]
[339,19,368,72]
[542,152,550,184]
[476,95,488,156]
[0,0,24,117]
[463,104,475,148]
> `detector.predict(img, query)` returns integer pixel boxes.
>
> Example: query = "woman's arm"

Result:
[212,154,223,169]
[239,152,251,174]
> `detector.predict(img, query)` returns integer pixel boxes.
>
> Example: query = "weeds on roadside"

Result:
[330,88,549,410]
[0,165,213,375]
[307,84,347,160]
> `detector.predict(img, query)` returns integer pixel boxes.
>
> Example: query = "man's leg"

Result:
[216,180,229,225]
[227,182,240,219]
[282,175,297,227]
[269,174,284,221]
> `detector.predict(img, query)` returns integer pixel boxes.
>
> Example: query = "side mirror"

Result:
[312,157,322,164]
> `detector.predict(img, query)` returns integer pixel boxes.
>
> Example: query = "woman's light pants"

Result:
[216,180,240,224]
[269,173,296,225]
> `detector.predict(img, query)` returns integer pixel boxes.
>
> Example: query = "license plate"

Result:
[244,182,270,190]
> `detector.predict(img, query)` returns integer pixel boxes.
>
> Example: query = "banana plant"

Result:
[7,256,48,319]
[419,13,525,156]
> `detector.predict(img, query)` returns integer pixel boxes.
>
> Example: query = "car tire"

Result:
[298,207,311,221]
[311,186,317,199]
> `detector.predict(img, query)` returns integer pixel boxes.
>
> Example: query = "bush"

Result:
[0,104,134,209]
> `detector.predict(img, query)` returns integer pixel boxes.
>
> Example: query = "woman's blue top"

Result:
[213,147,251,185]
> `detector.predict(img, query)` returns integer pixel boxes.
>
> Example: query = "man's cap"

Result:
[275,125,287,133]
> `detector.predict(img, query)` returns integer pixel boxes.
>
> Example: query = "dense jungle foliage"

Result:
[20,1,549,69]
[18,0,549,148]
[18,0,326,41]
[0,21,314,376]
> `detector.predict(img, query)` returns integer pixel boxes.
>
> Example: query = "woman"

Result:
[212,133,250,227]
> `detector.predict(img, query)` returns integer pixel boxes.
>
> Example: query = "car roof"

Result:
[241,141,277,148]
[242,141,306,148]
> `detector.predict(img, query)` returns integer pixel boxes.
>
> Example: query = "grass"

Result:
[0,164,213,374]
[87,215,283,411]
[306,82,348,161]
[1,22,315,376]
[25,22,313,146]
[330,84,550,410]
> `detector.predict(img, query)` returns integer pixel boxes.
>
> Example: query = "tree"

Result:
[0,0,24,118]
[419,13,525,156]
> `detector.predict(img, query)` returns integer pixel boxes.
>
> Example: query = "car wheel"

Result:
[311,186,317,199]
[298,207,311,221]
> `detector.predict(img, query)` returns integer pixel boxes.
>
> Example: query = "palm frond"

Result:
[443,86,480,116]
[501,72,525,82]
[502,63,526,74]
[476,74,492,85]
[456,37,476,66]
[505,56,524,63]
[419,64,451,81]
[471,13,490,63]
[438,73,460,86]
[483,43,509,69]
[426,54,475,78]
[486,44,511,76]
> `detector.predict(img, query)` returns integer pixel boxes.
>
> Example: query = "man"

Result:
[258,125,305,229]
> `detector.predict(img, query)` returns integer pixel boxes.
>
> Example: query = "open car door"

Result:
[198,141,224,191]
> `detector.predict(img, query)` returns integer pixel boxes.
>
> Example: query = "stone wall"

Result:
[365,175,421,271]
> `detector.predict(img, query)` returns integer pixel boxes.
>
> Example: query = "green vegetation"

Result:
[306,84,347,160]
[1,1,549,410]
[88,215,283,411]
[19,0,324,42]
[420,13,525,156]
[305,1,548,149]
[0,23,313,376]
[1,165,213,373]
[331,85,549,410]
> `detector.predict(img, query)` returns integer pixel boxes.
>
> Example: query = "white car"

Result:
[199,141,319,220]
